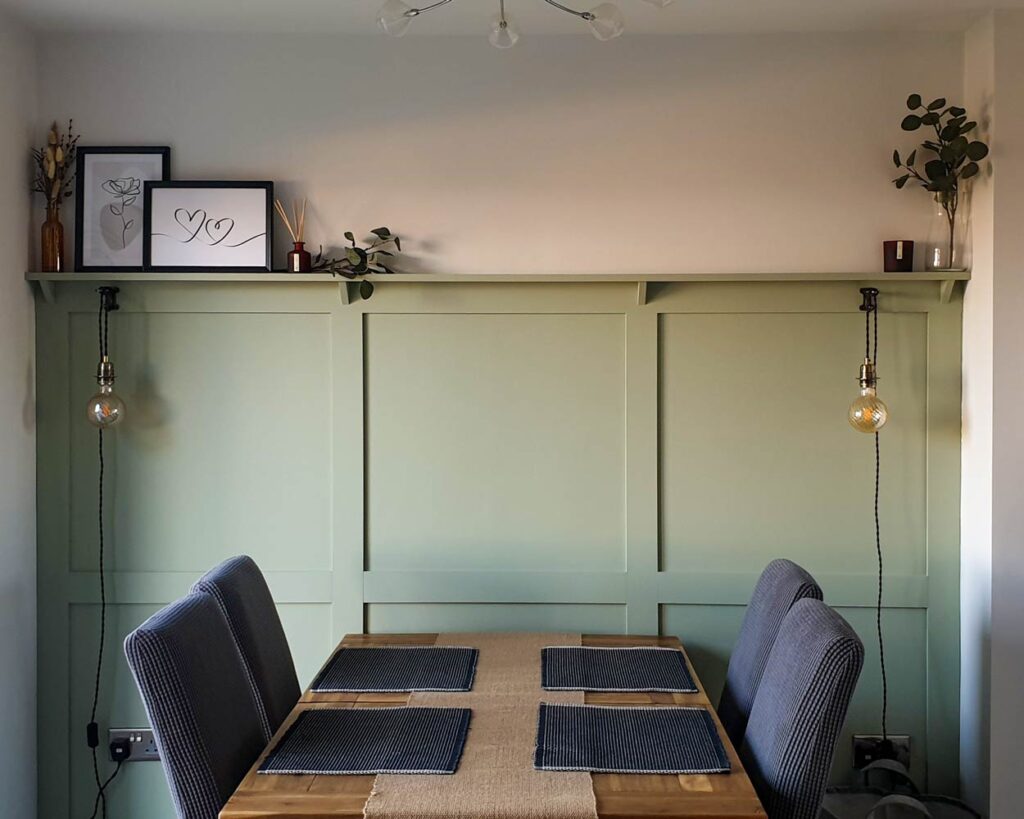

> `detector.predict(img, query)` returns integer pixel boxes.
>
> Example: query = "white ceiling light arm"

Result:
[378,0,454,35]
[380,0,629,42]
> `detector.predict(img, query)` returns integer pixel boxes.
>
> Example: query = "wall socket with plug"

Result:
[852,734,911,770]
[109,728,160,762]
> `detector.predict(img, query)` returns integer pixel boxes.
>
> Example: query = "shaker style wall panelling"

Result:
[67,312,334,573]
[660,311,928,575]
[36,279,961,819]
[365,313,627,573]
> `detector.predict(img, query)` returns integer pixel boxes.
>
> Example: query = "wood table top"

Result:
[220,633,767,819]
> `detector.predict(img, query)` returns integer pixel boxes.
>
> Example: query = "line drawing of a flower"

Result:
[102,177,142,249]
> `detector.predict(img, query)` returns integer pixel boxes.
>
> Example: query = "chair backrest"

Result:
[718,559,823,746]
[124,593,267,819]
[190,555,300,740]
[740,598,864,819]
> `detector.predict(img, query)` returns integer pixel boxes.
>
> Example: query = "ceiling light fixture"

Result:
[489,0,520,48]
[378,0,671,47]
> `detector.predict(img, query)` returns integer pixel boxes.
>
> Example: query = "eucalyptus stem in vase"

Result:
[892,94,989,271]
[31,120,78,272]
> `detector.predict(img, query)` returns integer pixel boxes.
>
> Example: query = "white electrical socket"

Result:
[109,728,160,762]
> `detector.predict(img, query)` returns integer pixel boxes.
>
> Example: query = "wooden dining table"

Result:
[220,633,767,819]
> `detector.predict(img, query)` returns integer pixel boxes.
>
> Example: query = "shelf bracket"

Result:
[938,279,956,304]
[36,280,56,304]
[338,281,352,306]
[636,281,648,306]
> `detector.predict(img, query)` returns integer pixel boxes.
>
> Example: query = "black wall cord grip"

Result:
[87,287,121,819]
[860,287,892,757]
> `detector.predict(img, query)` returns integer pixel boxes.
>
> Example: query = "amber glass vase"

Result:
[287,241,312,273]
[41,204,65,273]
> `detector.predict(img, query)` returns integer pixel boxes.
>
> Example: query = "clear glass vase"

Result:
[924,191,969,272]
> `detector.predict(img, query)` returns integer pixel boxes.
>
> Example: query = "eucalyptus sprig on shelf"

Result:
[31,120,79,210]
[312,227,401,299]
[892,93,989,268]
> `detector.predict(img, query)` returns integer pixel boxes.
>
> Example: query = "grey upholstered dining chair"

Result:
[191,555,300,740]
[124,593,267,819]
[718,558,823,746]
[739,598,864,819]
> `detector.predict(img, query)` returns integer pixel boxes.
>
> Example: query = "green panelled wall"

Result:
[35,279,962,818]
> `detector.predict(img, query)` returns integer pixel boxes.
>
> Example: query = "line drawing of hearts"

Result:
[204,217,236,245]
[173,208,207,243]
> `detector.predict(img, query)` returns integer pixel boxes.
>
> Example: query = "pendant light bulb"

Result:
[86,356,126,428]
[585,2,625,40]
[848,358,888,433]
[378,0,416,36]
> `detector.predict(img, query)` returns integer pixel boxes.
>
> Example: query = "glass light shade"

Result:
[378,0,415,36]
[489,15,520,48]
[87,384,126,428]
[587,2,625,40]
[849,387,888,433]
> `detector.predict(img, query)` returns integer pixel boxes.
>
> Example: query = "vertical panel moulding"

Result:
[36,293,73,819]
[624,302,660,634]
[923,295,964,793]
[331,298,366,640]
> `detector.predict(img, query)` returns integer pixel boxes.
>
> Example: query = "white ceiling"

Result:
[0,0,1012,35]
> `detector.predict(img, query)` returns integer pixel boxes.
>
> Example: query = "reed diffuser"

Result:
[275,197,311,272]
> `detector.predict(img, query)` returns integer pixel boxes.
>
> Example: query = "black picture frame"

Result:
[74,146,171,272]
[143,181,274,272]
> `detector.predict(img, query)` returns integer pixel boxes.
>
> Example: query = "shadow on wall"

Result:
[36,31,961,273]
[22,357,34,433]
[686,644,732,704]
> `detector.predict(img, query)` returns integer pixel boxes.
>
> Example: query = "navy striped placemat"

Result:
[259,707,472,775]
[535,704,730,774]
[542,646,698,692]
[311,646,479,692]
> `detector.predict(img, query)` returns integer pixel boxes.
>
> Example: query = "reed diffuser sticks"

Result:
[275,197,306,243]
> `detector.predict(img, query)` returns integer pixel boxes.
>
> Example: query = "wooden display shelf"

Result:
[25,269,970,306]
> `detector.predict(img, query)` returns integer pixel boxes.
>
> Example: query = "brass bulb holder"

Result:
[96,355,116,387]
[858,357,878,390]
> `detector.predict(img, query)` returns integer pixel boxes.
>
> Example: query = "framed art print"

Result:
[143,181,273,272]
[75,147,171,271]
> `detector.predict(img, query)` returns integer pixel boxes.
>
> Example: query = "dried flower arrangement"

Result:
[32,120,78,212]
[32,120,79,270]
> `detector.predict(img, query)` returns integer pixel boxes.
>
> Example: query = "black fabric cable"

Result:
[87,293,120,819]
[866,300,889,743]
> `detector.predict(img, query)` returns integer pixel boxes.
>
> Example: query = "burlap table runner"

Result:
[363,632,598,819]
